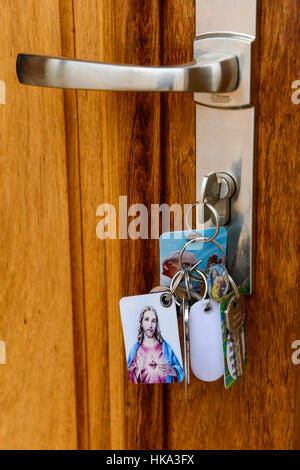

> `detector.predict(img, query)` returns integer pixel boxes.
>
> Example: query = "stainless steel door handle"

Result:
[16,51,238,93]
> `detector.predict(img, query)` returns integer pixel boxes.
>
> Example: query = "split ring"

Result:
[185,201,220,243]
[178,236,225,271]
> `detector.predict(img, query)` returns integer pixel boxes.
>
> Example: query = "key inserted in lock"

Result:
[199,172,236,226]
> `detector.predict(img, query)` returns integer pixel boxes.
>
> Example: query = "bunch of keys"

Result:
[120,174,247,390]
[129,200,247,394]
[152,240,245,398]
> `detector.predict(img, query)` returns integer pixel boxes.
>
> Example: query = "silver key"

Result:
[182,296,190,404]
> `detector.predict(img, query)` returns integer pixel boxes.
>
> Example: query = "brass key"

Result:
[225,295,245,377]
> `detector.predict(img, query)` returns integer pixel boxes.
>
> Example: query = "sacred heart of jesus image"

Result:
[120,292,184,384]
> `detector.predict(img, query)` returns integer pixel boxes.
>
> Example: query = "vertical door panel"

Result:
[163,0,300,450]
[58,0,91,450]
[71,0,164,450]
[254,0,300,450]
[0,0,77,449]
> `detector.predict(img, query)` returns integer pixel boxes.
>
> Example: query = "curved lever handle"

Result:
[17,52,238,93]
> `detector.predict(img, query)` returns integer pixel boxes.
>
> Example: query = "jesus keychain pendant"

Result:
[120,292,184,384]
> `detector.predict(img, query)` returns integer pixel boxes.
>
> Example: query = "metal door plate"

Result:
[195,0,257,38]
[194,0,257,294]
[194,35,254,108]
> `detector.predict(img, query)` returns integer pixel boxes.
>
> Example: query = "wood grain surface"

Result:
[162,0,300,450]
[58,0,90,450]
[0,0,77,450]
[71,0,164,450]
[255,0,300,450]
[0,0,299,450]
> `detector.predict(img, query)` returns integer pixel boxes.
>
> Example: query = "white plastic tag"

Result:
[189,299,224,382]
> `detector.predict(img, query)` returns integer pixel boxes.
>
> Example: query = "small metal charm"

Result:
[207,264,229,302]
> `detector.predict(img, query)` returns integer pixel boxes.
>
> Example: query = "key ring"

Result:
[160,269,183,307]
[184,267,208,302]
[184,268,193,301]
[178,236,225,272]
[160,286,181,308]
[160,262,208,307]
[162,268,208,304]
[185,201,220,243]
[180,267,208,302]
[173,256,208,301]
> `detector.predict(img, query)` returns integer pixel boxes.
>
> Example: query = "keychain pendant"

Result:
[120,292,184,385]
[207,264,229,302]
[189,299,224,382]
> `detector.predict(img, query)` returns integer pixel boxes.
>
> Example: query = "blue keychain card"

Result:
[159,228,227,289]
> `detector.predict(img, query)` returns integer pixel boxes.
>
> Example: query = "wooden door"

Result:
[0,0,299,450]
